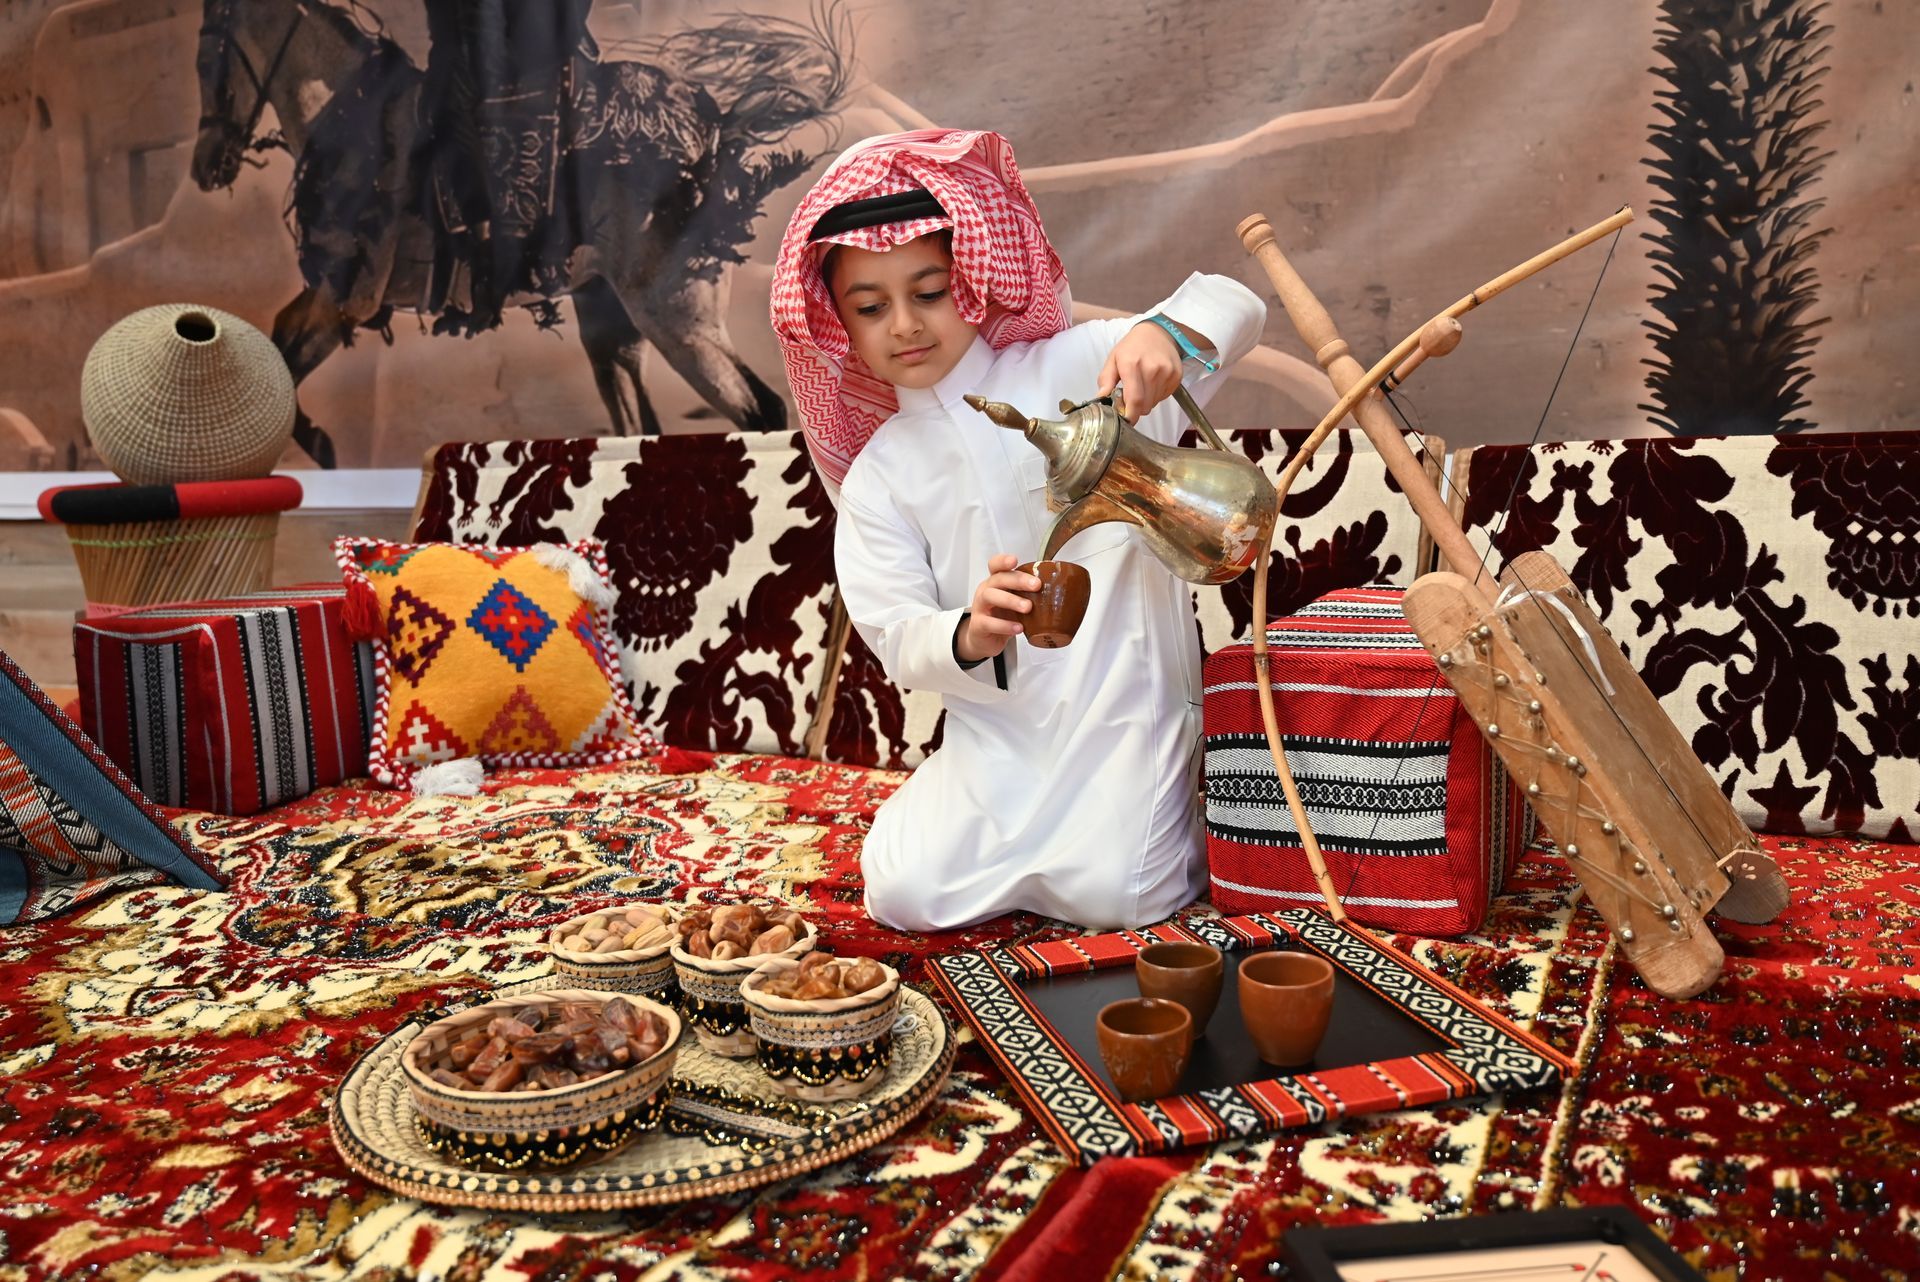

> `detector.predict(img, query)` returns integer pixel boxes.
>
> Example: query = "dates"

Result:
[758,953,888,1001]
[423,998,670,1094]
[675,904,809,961]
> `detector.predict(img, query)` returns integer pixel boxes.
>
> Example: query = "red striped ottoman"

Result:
[74,586,375,815]
[1202,586,1534,936]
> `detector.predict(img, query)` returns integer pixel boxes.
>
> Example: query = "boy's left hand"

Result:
[1097,321,1184,421]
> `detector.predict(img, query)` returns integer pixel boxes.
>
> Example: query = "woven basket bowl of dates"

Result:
[669,904,817,1057]
[740,953,902,1103]
[400,988,681,1170]
[548,902,680,1000]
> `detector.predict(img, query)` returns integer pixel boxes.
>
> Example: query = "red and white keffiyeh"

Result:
[771,129,1073,492]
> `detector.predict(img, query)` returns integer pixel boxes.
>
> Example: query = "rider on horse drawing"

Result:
[421,0,596,334]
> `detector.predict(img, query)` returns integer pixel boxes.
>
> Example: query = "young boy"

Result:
[772,129,1264,932]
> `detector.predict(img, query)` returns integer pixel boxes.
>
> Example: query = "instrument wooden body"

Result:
[1236,212,1789,999]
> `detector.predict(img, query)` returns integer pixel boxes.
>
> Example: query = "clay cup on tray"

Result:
[1237,950,1335,1068]
[741,953,903,1102]
[1135,942,1224,1043]
[997,560,1091,648]
[1095,997,1192,1102]
[400,987,681,1171]
[670,904,818,1056]
[548,902,680,1002]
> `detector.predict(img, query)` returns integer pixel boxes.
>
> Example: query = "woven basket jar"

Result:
[741,958,903,1103]
[548,904,681,1003]
[400,988,682,1172]
[670,917,818,1057]
[80,304,296,486]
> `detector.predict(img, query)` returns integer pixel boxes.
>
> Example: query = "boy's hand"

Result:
[959,554,1041,662]
[1097,320,1185,420]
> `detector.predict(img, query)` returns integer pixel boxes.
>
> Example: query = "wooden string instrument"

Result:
[1231,209,1789,999]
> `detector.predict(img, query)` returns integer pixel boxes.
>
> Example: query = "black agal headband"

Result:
[808,188,949,241]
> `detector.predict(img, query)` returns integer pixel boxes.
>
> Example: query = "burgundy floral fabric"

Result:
[415,428,1435,769]
[414,434,838,756]
[1457,433,1919,840]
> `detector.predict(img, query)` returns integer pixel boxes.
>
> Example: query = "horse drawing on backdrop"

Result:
[192,0,849,467]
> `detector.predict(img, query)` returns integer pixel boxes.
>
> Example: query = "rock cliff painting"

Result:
[0,0,1913,475]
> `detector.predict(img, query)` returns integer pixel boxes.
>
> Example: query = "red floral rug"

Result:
[1559,835,1920,1281]
[0,751,1898,1280]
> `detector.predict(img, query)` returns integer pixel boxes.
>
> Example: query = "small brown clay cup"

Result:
[1135,942,1225,1043]
[1237,951,1335,1068]
[1009,560,1090,648]
[1095,998,1192,1102]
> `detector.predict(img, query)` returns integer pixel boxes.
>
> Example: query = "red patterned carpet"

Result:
[1560,835,1920,1280]
[0,751,1910,1280]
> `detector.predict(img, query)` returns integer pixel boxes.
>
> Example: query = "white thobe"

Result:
[836,272,1267,932]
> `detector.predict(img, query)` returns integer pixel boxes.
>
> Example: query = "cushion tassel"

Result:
[530,543,616,612]
[412,757,484,798]
[343,577,384,640]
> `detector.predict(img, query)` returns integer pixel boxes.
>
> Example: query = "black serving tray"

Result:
[1019,944,1451,1098]
[930,909,1569,1164]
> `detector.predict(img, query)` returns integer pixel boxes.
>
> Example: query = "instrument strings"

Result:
[1426,227,1718,932]
[1315,221,1712,931]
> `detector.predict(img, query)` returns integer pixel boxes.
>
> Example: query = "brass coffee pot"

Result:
[964,387,1279,585]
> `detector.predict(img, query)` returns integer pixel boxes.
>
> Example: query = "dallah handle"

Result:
[1171,385,1230,453]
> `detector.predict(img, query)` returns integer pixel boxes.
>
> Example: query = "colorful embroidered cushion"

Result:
[334,538,649,788]
[0,646,225,924]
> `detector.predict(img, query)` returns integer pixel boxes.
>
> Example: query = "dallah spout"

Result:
[963,394,1033,434]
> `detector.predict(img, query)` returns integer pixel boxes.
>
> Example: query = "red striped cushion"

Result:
[74,586,374,816]
[1203,586,1534,936]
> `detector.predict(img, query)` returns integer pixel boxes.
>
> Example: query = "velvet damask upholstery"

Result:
[414,433,838,757]
[414,428,1440,771]
[1453,433,1919,840]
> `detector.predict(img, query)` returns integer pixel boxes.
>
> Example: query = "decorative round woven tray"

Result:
[330,977,954,1211]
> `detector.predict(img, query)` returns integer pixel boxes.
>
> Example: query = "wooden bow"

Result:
[1230,209,1635,926]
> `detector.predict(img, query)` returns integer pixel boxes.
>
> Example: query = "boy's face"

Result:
[826,234,979,390]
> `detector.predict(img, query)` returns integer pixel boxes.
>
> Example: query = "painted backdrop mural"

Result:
[0,0,1914,476]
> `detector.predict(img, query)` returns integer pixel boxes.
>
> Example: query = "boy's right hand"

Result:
[958,554,1042,663]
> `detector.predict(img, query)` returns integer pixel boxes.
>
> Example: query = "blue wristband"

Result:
[1145,314,1219,373]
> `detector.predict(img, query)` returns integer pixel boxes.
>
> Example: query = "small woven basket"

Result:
[670,918,818,1058]
[400,988,681,1172]
[741,959,903,1102]
[548,905,681,1003]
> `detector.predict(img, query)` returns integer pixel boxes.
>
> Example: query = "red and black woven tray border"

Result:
[928,909,1574,1165]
